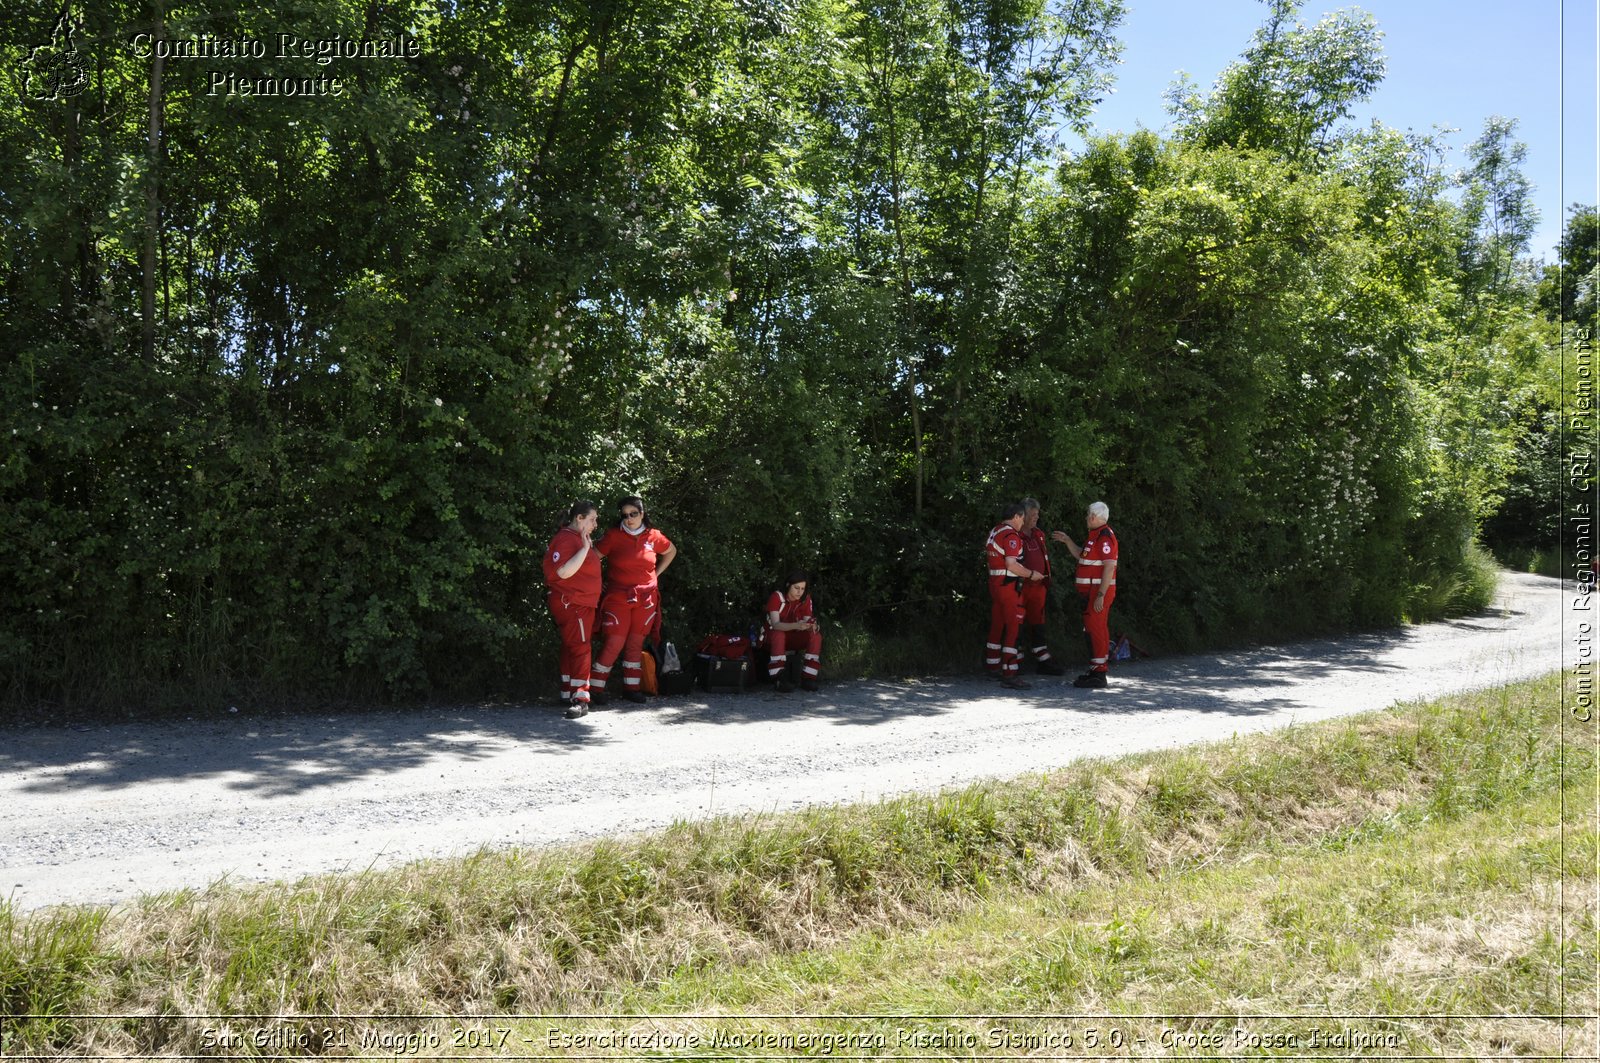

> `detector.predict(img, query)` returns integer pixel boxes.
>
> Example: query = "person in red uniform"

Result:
[1053,500,1117,689]
[987,502,1047,690]
[765,570,822,693]
[1018,497,1067,676]
[592,495,677,704]
[542,500,602,719]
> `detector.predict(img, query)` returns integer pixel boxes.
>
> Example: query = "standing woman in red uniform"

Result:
[591,495,678,703]
[543,500,602,719]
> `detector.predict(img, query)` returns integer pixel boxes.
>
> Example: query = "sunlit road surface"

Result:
[0,571,1570,911]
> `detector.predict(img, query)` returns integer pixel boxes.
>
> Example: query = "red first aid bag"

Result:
[696,634,752,659]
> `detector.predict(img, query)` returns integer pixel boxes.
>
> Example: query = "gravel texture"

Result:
[0,571,1569,912]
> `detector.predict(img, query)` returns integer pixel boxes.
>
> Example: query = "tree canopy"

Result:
[0,0,1571,711]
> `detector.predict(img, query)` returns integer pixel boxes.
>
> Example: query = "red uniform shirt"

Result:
[1020,527,1051,583]
[597,526,673,592]
[766,591,815,626]
[543,527,602,606]
[1074,525,1118,590]
[986,523,1024,593]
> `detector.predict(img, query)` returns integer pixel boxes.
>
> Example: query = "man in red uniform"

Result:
[1053,500,1118,689]
[1018,497,1067,676]
[765,570,822,692]
[986,503,1046,690]
[542,500,602,718]
[592,495,677,704]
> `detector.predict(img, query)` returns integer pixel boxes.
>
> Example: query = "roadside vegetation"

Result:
[2,673,1590,1058]
[4,0,1587,716]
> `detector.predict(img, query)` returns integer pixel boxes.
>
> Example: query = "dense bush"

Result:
[0,0,1565,710]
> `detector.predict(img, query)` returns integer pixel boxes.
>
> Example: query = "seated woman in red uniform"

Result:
[765,570,821,692]
[591,495,677,704]
[542,500,601,719]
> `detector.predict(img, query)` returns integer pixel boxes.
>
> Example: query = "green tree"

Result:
[1165,0,1383,163]
[1457,116,1541,309]
[1538,204,1600,325]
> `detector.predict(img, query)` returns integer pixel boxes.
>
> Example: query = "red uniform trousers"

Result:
[593,586,658,693]
[766,627,822,680]
[1021,582,1058,664]
[547,593,596,704]
[986,582,1025,677]
[1021,581,1048,625]
[1079,586,1116,673]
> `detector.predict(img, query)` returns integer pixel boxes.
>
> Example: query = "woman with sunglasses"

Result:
[591,495,677,703]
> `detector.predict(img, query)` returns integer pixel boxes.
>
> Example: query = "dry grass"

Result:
[1382,887,1557,981]
[606,779,1594,1060]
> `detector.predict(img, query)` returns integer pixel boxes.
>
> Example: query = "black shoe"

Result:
[563,702,589,719]
[623,689,647,704]
[590,689,609,706]
[800,678,819,692]
[1073,671,1108,689]
[775,679,795,693]
[986,670,1004,681]
[999,676,1032,690]
[1036,660,1067,676]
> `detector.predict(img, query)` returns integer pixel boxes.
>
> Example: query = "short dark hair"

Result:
[564,499,597,525]
[1000,502,1027,521]
[782,569,809,594]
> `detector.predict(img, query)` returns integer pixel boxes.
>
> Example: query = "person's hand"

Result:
[1093,595,1105,613]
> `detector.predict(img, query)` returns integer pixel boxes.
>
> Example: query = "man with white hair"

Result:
[1052,501,1118,689]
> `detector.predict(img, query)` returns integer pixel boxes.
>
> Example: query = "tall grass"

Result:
[1491,543,1567,578]
[0,905,108,1053]
[1405,540,1502,622]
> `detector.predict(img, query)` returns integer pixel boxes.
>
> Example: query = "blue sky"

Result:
[1077,0,1598,260]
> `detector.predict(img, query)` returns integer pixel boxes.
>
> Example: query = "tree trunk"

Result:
[141,0,165,361]
[882,55,923,519]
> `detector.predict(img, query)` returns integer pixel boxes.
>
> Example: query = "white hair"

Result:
[1088,500,1109,521]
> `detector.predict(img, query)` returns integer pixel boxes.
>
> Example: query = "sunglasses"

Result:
[621,509,643,519]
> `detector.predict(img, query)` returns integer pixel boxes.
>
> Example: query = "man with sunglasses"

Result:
[592,495,678,703]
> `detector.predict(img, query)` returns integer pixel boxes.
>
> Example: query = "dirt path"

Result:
[0,571,1569,912]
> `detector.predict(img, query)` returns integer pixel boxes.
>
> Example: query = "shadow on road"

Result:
[0,575,1557,797]
[658,626,1412,726]
[0,703,610,798]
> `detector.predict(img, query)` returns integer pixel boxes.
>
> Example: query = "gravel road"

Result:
[0,571,1571,912]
